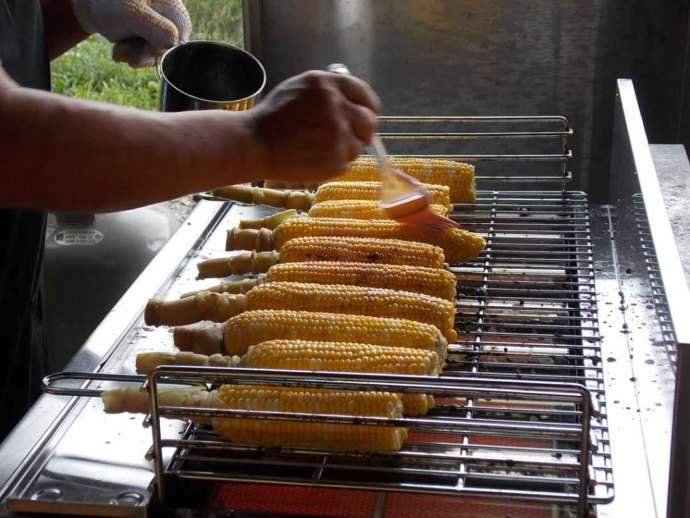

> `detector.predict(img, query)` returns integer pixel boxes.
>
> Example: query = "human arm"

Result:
[0,68,380,212]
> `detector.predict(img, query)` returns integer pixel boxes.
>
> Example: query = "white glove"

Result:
[71,0,192,67]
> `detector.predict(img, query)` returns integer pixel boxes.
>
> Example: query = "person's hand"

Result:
[71,0,192,67]
[246,71,381,183]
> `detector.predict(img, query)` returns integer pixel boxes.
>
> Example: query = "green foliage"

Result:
[52,0,243,110]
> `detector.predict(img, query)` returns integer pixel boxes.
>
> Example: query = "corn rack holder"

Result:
[0,79,687,517]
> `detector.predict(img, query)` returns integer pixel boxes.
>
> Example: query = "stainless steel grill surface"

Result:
[5,87,686,517]
[146,189,613,513]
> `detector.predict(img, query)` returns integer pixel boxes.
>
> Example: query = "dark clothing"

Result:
[0,0,50,440]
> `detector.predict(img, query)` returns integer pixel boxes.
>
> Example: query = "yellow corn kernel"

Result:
[314,181,451,210]
[265,261,457,301]
[242,340,439,415]
[213,385,407,452]
[308,199,448,219]
[244,282,457,342]
[222,309,448,358]
[339,156,475,203]
[279,236,446,269]
[272,217,485,265]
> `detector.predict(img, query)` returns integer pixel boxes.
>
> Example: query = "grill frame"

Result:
[0,78,682,518]
[40,114,614,517]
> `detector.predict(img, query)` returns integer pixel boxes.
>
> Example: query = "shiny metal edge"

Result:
[0,200,224,511]
[616,79,690,345]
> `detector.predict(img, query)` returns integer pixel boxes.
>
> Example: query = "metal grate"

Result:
[40,116,614,517]
[633,194,678,369]
[152,190,613,515]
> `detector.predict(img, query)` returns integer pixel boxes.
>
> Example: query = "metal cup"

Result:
[158,41,266,112]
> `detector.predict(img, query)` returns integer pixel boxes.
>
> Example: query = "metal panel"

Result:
[243,0,690,201]
[0,201,223,517]
[609,80,690,518]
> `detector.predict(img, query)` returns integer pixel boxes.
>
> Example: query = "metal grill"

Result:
[41,116,614,517]
[149,189,612,513]
[633,194,678,369]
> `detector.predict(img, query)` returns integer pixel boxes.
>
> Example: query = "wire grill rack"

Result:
[633,194,678,369]
[42,116,613,517]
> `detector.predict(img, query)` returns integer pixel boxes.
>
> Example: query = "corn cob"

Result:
[338,156,476,203]
[245,282,456,342]
[215,182,451,212]
[195,237,446,281]
[308,199,448,219]
[242,340,440,374]
[264,262,456,301]
[263,157,476,204]
[135,340,439,415]
[226,217,485,265]
[192,261,456,301]
[147,282,457,342]
[101,385,407,452]
[174,309,448,358]
[242,340,438,415]
[135,351,238,374]
[314,181,451,210]
[280,236,445,269]
[213,385,407,451]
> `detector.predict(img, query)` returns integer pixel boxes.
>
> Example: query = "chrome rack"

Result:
[43,368,598,517]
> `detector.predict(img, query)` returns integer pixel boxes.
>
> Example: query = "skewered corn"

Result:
[262,156,476,204]
[280,236,446,269]
[102,385,407,452]
[213,385,407,451]
[190,261,456,301]
[308,199,448,219]
[194,237,446,281]
[265,262,457,301]
[314,181,451,210]
[146,282,457,342]
[226,217,485,265]
[242,340,438,415]
[338,156,475,203]
[173,309,448,358]
[135,351,238,374]
[214,181,450,211]
[242,340,440,374]
[135,341,440,415]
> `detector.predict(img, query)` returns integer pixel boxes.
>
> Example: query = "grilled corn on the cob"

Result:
[338,156,475,203]
[308,199,448,219]
[314,181,451,210]
[195,237,447,280]
[264,262,457,301]
[174,309,448,357]
[242,340,438,415]
[146,282,457,342]
[135,341,439,415]
[226,217,485,265]
[102,385,407,452]
[189,261,457,301]
[213,385,407,451]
